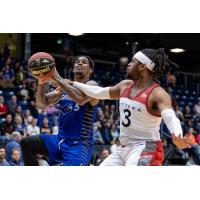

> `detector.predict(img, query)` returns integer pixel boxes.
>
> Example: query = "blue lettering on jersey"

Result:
[59,103,73,115]
[58,94,80,115]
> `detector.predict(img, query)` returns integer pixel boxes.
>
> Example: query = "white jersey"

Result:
[119,82,162,146]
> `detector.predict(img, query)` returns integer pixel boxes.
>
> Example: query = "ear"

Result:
[89,68,93,75]
[139,64,146,71]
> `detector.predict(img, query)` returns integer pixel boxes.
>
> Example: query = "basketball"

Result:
[28,52,56,79]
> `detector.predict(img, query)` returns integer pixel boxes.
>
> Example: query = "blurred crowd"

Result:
[0,44,200,166]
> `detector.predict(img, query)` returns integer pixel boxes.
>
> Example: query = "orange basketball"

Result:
[28,52,56,79]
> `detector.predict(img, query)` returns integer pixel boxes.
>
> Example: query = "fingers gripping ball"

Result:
[28,52,56,79]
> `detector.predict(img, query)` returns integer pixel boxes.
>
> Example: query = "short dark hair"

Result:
[101,148,109,153]
[73,55,94,70]
[12,148,20,154]
[6,113,12,116]
[0,145,5,149]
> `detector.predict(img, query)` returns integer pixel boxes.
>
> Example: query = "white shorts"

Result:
[100,141,164,166]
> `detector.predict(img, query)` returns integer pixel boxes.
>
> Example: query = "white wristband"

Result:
[161,109,183,137]
[73,81,111,99]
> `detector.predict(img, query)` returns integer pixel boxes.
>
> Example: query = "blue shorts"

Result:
[39,134,93,166]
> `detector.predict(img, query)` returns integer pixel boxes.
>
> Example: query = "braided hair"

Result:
[140,48,179,82]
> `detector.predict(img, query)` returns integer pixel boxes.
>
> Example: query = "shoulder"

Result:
[117,79,133,87]
[150,86,172,104]
[85,80,98,86]
[151,86,170,98]
[107,79,133,100]
[114,79,133,91]
[117,79,133,94]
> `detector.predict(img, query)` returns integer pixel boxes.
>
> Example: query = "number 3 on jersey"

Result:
[122,109,131,127]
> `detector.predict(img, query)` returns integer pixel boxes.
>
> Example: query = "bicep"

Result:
[109,85,121,100]
[109,80,132,100]
[154,89,172,112]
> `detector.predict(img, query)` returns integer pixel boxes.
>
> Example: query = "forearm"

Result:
[55,77,89,105]
[73,81,111,99]
[36,83,48,109]
[161,109,183,137]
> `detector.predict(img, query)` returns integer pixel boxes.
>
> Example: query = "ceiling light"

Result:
[120,57,128,64]
[57,39,62,44]
[170,48,185,53]
[68,33,84,36]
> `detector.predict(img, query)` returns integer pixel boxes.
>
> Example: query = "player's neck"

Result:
[134,76,154,89]
[74,76,90,83]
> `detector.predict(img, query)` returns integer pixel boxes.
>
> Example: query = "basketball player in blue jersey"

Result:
[20,56,99,166]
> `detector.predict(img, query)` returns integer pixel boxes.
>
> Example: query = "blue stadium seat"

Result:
[177,89,182,94]
[4,91,15,101]
[182,96,187,100]
[179,101,186,106]
[188,102,194,106]
[179,106,183,111]
[185,90,189,94]
[0,118,5,125]
[190,96,195,101]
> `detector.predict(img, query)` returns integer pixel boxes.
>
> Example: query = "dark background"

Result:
[27,33,200,73]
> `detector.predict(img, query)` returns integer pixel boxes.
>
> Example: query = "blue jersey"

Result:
[57,92,98,141]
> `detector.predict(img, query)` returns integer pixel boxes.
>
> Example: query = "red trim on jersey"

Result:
[140,141,164,166]
[133,84,156,105]
[120,82,161,117]
[120,82,134,98]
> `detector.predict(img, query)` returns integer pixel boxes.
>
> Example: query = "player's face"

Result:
[73,57,92,77]
[126,57,142,80]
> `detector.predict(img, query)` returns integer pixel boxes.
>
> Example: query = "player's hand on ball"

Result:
[38,76,49,84]
[172,134,191,149]
[49,69,61,81]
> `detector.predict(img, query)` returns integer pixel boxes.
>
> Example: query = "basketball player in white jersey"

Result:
[71,48,190,166]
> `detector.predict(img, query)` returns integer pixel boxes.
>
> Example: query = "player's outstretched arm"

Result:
[72,80,132,100]
[50,70,98,106]
[154,88,190,149]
